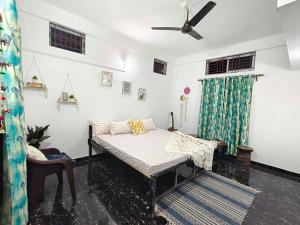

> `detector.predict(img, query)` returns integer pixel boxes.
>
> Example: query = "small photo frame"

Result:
[101,71,113,87]
[122,81,132,95]
[138,88,146,101]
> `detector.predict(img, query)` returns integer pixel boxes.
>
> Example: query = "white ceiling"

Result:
[42,0,283,56]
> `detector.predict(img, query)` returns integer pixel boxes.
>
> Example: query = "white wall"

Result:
[278,0,296,8]
[18,0,300,173]
[173,34,300,174]
[18,0,175,158]
[279,0,300,70]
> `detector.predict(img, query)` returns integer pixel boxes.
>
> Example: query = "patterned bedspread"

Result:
[165,131,217,170]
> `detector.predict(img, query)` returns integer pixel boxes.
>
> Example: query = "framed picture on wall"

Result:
[138,88,146,101]
[122,81,132,95]
[101,71,113,87]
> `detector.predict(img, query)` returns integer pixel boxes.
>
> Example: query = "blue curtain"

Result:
[0,0,28,224]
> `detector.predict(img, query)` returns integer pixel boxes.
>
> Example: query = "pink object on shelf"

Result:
[184,87,191,95]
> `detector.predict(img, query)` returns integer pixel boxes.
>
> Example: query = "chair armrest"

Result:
[40,148,61,156]
[27,157,72,167]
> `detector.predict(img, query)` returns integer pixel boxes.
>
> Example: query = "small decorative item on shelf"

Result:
[68,94,77,103]
[61,92,69,101]
[32,75,38,84]
[26,125,50,149]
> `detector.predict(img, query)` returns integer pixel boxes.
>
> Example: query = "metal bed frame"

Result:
[88,125,218,213]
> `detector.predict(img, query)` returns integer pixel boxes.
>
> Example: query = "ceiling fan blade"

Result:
[188,1,216,27]
[188,30,203,40]
[152,27,181,31]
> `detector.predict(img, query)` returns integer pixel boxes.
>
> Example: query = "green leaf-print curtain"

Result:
[198,75,255,155]
[0,0,28,224]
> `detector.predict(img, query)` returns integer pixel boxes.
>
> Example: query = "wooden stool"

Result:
[236,146,253,166]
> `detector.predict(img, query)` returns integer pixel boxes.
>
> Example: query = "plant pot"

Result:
[30,143,40,149]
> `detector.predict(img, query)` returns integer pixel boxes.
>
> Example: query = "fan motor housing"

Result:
[181,25,193,33]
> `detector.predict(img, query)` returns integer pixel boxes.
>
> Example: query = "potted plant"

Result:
[26,125,50,149]
[32,75,38,84]
[69,94,76,102]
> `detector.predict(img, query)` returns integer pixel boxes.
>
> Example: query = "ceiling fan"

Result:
[152,1,216,40]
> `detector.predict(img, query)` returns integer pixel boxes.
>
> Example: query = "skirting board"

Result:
[251,161,300,182]
[226,155,300,182]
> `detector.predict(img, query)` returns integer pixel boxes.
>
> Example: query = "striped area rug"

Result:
[156,171,260,225]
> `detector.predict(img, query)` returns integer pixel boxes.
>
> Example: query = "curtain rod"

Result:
[198,74,264,82]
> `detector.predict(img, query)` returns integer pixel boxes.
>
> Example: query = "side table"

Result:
[236,145,253,166]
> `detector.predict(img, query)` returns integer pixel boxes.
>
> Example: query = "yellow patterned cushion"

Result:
[128,120,147,135]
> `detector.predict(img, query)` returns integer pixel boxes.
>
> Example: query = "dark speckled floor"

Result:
[28,154,300,225]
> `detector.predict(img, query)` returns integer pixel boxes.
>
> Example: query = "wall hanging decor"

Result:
[184,87,190,121]
[57,74,79,110]
[122,81,132,95]
[0,1,28,224]
[100,71,113,87]
[179,87,191,127]
[138,88,146,101]
[23,56,48,97]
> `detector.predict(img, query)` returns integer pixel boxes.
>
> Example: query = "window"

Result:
[49,22,85,54]
[206,52,256,75]
[206,58,227,75]
[153,59,167,75]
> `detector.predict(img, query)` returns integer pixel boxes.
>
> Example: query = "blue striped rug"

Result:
[156,171,260,225]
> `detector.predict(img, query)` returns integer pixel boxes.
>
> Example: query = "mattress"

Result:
[93,129,190,177]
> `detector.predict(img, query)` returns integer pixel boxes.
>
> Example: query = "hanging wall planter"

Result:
[23,56,48,97]
[57,74,79,111]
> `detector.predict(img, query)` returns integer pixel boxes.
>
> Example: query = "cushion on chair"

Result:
[46,152,76,163]
[26,144,48,161]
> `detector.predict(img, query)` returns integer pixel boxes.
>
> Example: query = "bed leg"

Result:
[150,177,157,217]
[89,142,92,158]
[88,125,93,159]
[174,168,178,187]
[192,161,197,176]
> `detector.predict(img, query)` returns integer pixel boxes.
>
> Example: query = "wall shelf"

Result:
[24,83,48,97]
[57,74,79,111]
[23,56,48,98]
[57,98,78,104]
[57,98,79,111]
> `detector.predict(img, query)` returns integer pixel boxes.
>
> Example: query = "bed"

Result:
[88,125,221,212]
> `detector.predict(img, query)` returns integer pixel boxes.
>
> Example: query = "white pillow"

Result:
[142,118,156,131]
[90,121,110,136]
[109,120,131,135]
[26,144,47,161]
